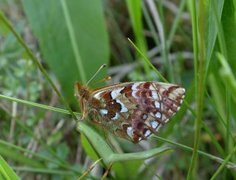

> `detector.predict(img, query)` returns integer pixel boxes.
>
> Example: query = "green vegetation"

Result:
[0,0,236,179]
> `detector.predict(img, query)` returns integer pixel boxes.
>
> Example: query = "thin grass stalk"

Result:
[126,0,149,74]
[187,0,203,178]
[157,0,173,81]
[142,2,160,52]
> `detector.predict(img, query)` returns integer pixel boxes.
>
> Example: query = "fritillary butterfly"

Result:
[75,81,185,143]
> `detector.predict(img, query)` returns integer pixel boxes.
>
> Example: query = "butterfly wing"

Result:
[90,81,185,143]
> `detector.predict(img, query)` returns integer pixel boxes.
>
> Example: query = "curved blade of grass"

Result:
[205,0,224,75]
[108,147,171,162]
[78,158,102,180]
[128,38,167,82]
[0,94,79,116]
[12,167,75,176]
[0,155,19,180]
[78,123,172,165]
[217,53,236,102]
[210,144,236,179]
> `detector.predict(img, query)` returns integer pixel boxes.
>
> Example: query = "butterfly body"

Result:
[75,81,185,143]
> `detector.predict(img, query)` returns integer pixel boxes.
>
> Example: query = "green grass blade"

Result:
[126,0,148,60]
[0,94,79,116]
[60,0,86,84]
[210,144,236,179]
[78,123,171,164]
[187,0,205,177]
[0,155,19,180]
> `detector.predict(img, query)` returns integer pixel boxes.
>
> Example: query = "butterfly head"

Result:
[75,82,92,120]
[74,82,91,100]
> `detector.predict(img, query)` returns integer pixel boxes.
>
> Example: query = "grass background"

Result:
[0,0,236,179]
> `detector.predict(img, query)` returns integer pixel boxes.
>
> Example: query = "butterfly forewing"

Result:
[81,81,185,143]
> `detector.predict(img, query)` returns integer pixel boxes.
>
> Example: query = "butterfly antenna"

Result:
[92,76,112,86]
[86,64,107,86]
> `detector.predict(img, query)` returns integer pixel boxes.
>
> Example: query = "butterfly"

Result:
[75,81,185,143]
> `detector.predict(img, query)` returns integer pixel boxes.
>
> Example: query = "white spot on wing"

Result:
[131,83,141,90]
[152,91,158,99]
[127,127,133,137]
[111,113,120,120]
[175,87,185,95]
[165,118,170,123]
[142,114,148,120]
[144,130,151,137]
[99,109,108,115]
[155,112,161,118]
[116,99,128,112]
[180,96,185,104]
[132,90,138,98]
[111,87,124,99]
[150,121,159,129]
[94,91,103,99]
[154,101,160,109]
